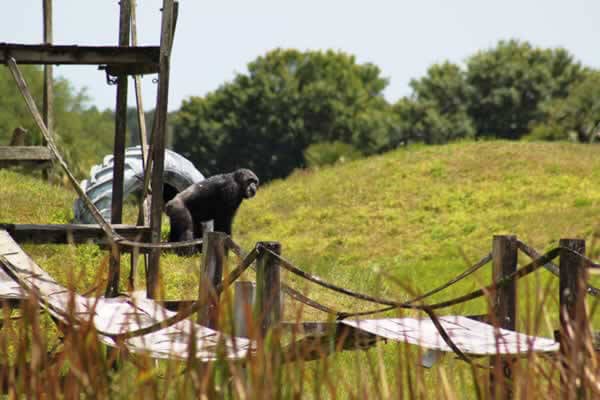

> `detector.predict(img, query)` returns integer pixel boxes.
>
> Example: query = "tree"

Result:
[528,70,600,143]
[0,65,115,178]
[394,62,475,144]
[466,40,584,140]
[172,49,399,181]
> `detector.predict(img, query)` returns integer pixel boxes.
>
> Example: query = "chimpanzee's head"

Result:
[234,169,259,199]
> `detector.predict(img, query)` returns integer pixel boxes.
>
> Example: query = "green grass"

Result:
[1,141,599,398]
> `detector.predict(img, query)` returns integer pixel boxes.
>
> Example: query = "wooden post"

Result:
[42,0,53,180]
[128,0,148,292]
[254,242,282,337]
[559,238,588,400]
[147,0,175,298]
[489,235,517,400]
[234,281,255,338]
[9,127,27,146]
[106,0,131,298]
[198,231,227,328]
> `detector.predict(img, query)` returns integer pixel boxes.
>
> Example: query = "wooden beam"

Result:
[0,43,159,70]
[147,0,175,299]
[254,241,282,337]
[129,0,150,292]
[0,146,52,161]
[198,231,227,328]
[106,0,132,299]
[42,0,54,181]
[489,235,518,400]
[0,224,150,245]
[9,127,27,146]
[559,238,588,400]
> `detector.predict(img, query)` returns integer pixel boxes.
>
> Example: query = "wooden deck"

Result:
[342,316,559,355]
[0,230,250,361]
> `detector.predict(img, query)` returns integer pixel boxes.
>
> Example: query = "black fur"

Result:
[165,169,259,253]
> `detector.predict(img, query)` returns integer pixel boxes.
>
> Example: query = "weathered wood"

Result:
[0,231,251,361]
[341,317,559,355]
[9,127,27,146]
[284,324,377,363]
[254,242,282,337]
[147,0,175,298]
[6,58,117,244]
[490,235,517,400]
[42,0,54,181]
[0,43,159,70]
[0,224,150,245]
[559,238,588,400]
[106,0,132,299]
[128,0,149,292]
[234,281,255,338]
[0,146,52,161]
[198,231,227,328]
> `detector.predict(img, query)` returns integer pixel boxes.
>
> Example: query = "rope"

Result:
[516,240,600,297]
[260,245,562,312]
[117,237,203,250]
[231,239,491,319]
[336,252,492,319]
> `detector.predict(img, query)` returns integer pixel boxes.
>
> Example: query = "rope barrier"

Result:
[516,240,600,297]
[259,245,562,313]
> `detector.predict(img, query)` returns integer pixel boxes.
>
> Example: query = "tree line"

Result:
[172,40,600,182]
[1,40,598,183]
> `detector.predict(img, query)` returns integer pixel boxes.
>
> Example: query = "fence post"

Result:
[234,281,255,338]
[198,231,227,328]
[489,234,517,400]
[254,242,281,337]
[559,238,588,400]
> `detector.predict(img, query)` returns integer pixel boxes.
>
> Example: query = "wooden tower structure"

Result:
[0,0,179,299]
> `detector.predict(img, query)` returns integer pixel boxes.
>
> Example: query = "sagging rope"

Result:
[228,240,485,365]
[259,245,563,314]
[516,240,600,297]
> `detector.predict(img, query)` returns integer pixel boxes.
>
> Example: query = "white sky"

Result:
[1,1,599,111]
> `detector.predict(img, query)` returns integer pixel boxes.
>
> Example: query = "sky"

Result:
[1,1,599,111]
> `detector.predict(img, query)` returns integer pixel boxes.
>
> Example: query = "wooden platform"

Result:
[0,146,53,165]
[0,43,159,75]
[0,230,250,361]
[342,317,559,356]
[0,223,151,245]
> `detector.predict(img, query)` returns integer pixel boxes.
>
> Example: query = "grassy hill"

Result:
[1,141,599,398]
[236,141,600,316]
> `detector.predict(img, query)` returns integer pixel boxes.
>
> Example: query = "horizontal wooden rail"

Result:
[0,43,159,74]
[0,223,150,245]
[0,146,52,162]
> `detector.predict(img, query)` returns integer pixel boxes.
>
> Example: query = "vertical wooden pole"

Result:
[234,281,255,338]
[489,235,517,400]
[42,0,53,180]
[198,231,227,328]
[128,0,148,292]
[147,0,175,298]
[559,238,588,400]
[106,0,131,298]
[254,242,282,337]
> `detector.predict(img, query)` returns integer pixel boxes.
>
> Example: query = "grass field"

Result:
[1,141,599,398]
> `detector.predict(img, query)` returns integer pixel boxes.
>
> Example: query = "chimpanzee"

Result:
[165,169,259,253]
